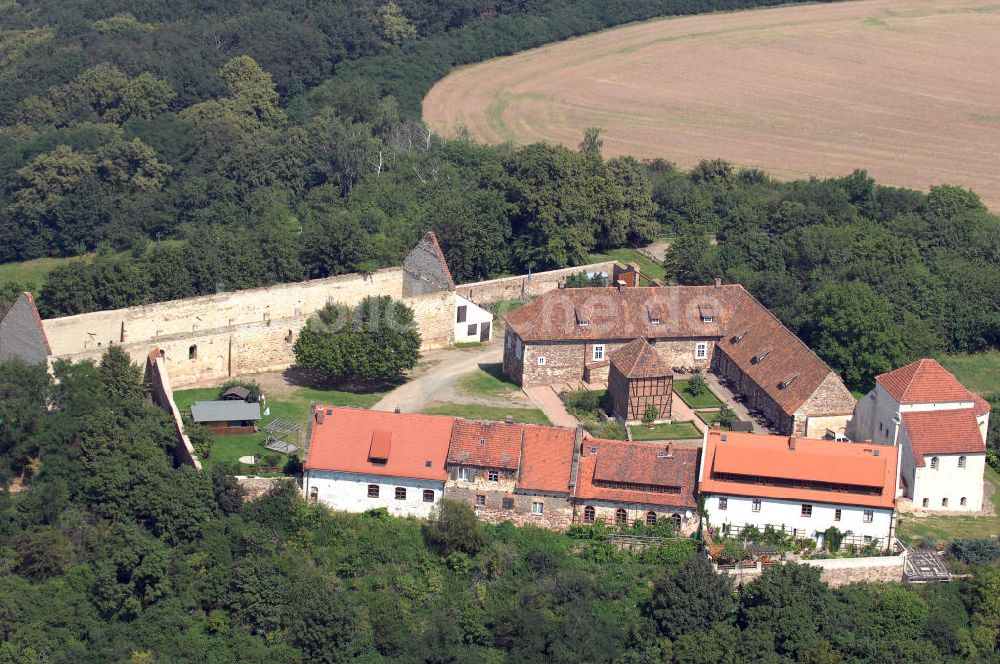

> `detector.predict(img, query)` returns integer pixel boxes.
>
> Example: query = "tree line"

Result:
[1,350,999,662]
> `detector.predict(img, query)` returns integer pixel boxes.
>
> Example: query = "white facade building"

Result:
[304,470,443,518]
[850,359,990,512]
[303,407,455,519]
[699,429,899,546]
[454,295,493,343]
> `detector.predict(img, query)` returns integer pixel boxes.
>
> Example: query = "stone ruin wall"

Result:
[454,261,621,306]
[40,267,454,388]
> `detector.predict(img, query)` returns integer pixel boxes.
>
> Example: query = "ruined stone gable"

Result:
[0,293,51,364]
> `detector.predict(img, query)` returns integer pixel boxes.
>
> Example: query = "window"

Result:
[942,498,948,507]
[506,335,512,349]
[285,329,293,343]
[367,484,379,498]
[834,509,842,522]
[537,356,547,366]
[863,536,873,543]
[695,342,707,360]
[930,456,939,469]
[615,508,628,525]
[863,510,873,523]
[718,497,728,510]
[467,323,478,337]
[488,470,499,482]
[751,498,761,512]
[423,490,434,503]
[958,456,966,468]
[515,339,522,359]
[651,317,661,324]
[188,344,198,360]
[578,319,590,327]
[308,487,318,503]
[502,497,514,510]
[457,305,467,323]
[458,467,473,481]
[475,495,486,507]
[531,501,544,515]
[395,487,406,500]
[801,504,813,518]
[583,506,596,524]
[645,511,657,526]
[922,498,929,508]
[670,514,682,530]
[592,344,605,361]
[961,497,967,506]
[702,316,714,324]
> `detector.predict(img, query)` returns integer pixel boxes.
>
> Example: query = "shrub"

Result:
[686,375,707,396]
[949,538,1000,566]
[562,388,601,412]
[186,421,214,459]
[425,500,485,556]
[716,405,738,429]
[642,405,658,425]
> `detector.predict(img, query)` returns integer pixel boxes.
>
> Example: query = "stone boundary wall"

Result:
[146,352,201,470]
[456,261,620,306]
[718,554,904,587]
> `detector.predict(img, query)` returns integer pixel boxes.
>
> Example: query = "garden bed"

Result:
[673,378,723,409]
[560,389,626,440]
[629,421,701,441]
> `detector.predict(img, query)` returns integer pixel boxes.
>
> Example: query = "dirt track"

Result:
[423,0,1000,209]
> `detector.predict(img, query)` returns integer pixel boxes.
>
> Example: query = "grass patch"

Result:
[939,351,1000,397]
[898,466,1000,545]
[629,421,701,441]
[674,379,723,409]
[454,341,482,349]
[456,363,519,397]
[419,403,550,425]
[173,384,385,468]
[696,410,740,428]
[586,247,667,281]
[0,254,93,289]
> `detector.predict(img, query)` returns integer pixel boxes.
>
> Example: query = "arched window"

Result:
[645,511,657,526]
[670,513,682,530]
[615,508,628,525]
[960,497,967,506]
[583,506,596,524]
[922,498,929,508]
[930,456,939,469]
[958,456,966,468]
[308,487,318,503]
[189,344,198,360]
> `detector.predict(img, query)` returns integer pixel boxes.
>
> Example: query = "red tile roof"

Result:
[901,409,985,465]
[574,438,698,509]
[699,429,898,509]
[515,425,577,494]
[610,337,672,379]
[876,359,975,404]
[305,407,453,481]
[974,394,992,417]
[447,419,524,470]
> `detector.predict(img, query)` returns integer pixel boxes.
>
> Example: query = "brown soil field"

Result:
[423,0,1000,209]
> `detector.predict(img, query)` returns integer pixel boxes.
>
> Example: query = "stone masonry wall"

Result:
[456,261,619,306]
[579,500,699,536]
[146,353,201,469]
[720,556,904,587]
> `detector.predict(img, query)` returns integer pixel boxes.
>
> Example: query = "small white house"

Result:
[850,359,990,512]
[454,295,493,344]
[699,429,899,544]
[303,407,454,518]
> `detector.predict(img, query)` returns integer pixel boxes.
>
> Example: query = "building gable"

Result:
[0,292,52,364]
[402,231,456,296]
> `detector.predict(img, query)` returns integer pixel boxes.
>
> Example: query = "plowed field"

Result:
[424,0,1000,208]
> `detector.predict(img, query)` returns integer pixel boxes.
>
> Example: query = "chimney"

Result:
[788,436,796,451]
[315,408,325,424]
[504,414,514,424]
[664,443,672,458]
[714,278,722,288]
[394,407,401,414]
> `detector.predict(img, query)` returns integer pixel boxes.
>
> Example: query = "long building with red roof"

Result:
[849,358,990,512]
[699,428,899,544]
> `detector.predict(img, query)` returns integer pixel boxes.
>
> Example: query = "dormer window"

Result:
[589,446,598,454]
[578,319,590,327]
[651,317,661,324]
[702,316,714,324]
[698,303,717,324]
[479,438,487,446]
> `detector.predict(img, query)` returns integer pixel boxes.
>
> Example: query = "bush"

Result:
[186,421,214,459]
[425,500,485,556]
[716,405,738,429]
[949,538,1000,566]
[562,388,601,412]
[642,405,658,425]
[686,375,707,396]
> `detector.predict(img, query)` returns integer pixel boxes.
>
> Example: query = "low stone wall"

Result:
[717,554,904,587]
[146,352,201,470]
[456,261,620,306]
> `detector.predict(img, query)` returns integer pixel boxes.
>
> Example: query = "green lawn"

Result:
[419,403,550,425]
[629,421,701,441]
[456,363,520,397]
[173,384,384,468]
[898,466,1000,545]
[940,351,1000,397]
[696,411,741,428]
[0,255,92,289]
[587,247,667,282]
[674,379,723,409]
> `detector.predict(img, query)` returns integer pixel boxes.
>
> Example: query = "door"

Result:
[480,322,491,342]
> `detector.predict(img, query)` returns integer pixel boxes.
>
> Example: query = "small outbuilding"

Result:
[190,400,262,435]
[608,338,673,423]
[221,386,251,401]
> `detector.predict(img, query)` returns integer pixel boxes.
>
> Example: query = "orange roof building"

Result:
[850,358,991,512]
[304,407,455,518]
[699,428,898,543]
